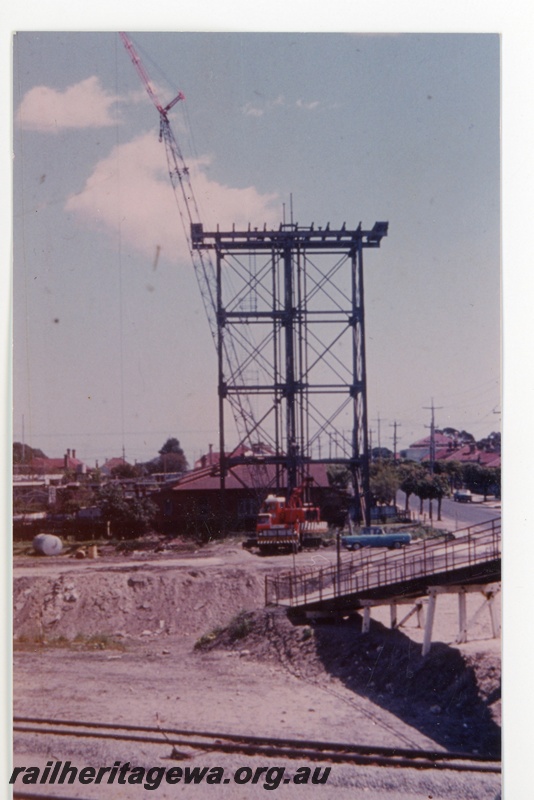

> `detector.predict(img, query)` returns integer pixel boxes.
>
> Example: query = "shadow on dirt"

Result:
[199,607,500,758]
[309,613,501,757]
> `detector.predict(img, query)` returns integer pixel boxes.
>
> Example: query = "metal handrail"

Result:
[265,518,501,607]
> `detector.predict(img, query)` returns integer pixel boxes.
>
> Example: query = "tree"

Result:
[442,427,459,438]
[398,463,426,512]
[144,438,188,475]
[414,476,432,516]
[476,431,501,452]
[459,430,476,444]
[96,483,156,539]
[57,484,96,515]
[370,461,399,505]
[325,465,353,527]
[13,442,47,464]
[370,447,393,461]
[462,463,483,492]
[327,464,351,491]
[111,462,141,479]
[434,459,463,492]
[427,474,450,521]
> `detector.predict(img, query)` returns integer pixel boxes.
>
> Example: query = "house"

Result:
[193,442,276,470]
[25,448,86,477]
[441,444,501,469]
[99,457,130,477]
[401,433,458,463]
[401,432,501,469]
[153,460,336,537]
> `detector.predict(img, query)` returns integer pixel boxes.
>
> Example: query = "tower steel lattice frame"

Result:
[192,221,388,526]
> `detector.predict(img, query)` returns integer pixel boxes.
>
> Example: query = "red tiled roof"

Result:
[102,457,129,470]
[440,445,500,467]
[30,456,83,471]
[410,433,453,448]
[193,444,277,470]
[168,462,330,492]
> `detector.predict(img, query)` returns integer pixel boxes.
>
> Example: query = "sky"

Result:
[3,2,534,795]
[12,30,502,467]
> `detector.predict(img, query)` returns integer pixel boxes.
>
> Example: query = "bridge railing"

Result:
[265,517,501,608]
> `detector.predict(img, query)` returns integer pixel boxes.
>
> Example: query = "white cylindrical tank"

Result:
[33,534,63,556]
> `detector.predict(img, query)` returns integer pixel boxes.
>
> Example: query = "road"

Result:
[398,492,501,532]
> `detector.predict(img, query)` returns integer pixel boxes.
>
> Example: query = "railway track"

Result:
[13,716,500,774]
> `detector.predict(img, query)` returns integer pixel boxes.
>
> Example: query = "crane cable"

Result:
[119,33,275,492]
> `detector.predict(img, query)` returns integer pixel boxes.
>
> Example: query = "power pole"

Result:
[423,399,443,474]
[373,413,383,457]
[390,420,401,463]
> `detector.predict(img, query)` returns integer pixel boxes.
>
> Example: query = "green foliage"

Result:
[398,463,426,509]
[13,442,47,464]
[426,474,450,500]
[327,464,351,491]
[144,437,189,475]
[463,464,500,499]
[370,447,393,460]
[110,463,140,479]
[14,632,125,651]
[96,483,156,539]
[369,460,399,505]
[194,611,254,651]
[227,610,254,641]
[194,627,224,650]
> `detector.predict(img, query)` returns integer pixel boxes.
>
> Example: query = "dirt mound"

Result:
[13,566,265,641]
[197,608,501,757]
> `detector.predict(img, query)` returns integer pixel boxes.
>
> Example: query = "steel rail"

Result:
[13,717,500,773]
[14,794,89,800]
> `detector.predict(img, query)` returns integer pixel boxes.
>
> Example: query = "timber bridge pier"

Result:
[265,518,501,654]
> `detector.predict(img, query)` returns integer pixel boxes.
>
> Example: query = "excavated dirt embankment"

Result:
[13,549,501,760]
[13,565,265,640]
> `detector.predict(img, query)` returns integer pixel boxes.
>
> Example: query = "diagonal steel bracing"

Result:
[192,221,388,524]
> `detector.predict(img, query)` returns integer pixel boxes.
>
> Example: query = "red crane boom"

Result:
[119,32,272,494]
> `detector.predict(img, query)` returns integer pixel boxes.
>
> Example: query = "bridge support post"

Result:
[486,588,500,639]
[423,583,501,654]
[396,599,425,629]
[390,601,397,629]
[416,601,425,628]
[362,604,372,633]
[360,598,426,634]
[422,590,437,656]
[458,590,468,644]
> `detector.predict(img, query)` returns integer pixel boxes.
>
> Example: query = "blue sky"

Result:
[3,6,534,795]
[12,31,502,467]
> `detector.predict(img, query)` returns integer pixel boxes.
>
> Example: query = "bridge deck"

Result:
[265,518,501,618]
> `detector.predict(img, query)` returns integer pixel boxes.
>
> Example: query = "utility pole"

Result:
[373,413,382,456]
[390,420,401,463]
[423,399,443,474]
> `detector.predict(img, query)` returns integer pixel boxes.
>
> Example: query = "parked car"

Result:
[341,526,412,550]
[453,490,473,503]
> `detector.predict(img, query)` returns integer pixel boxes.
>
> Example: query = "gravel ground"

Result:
[12,536,501,799]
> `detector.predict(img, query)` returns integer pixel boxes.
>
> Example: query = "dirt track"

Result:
[12,538,501,799]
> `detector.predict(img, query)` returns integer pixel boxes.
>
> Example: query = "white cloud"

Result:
[243,103,264,117]
[16,76,119,132]
[243,94,319,116]
[296,99,320,111]
[64,133,281,262]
